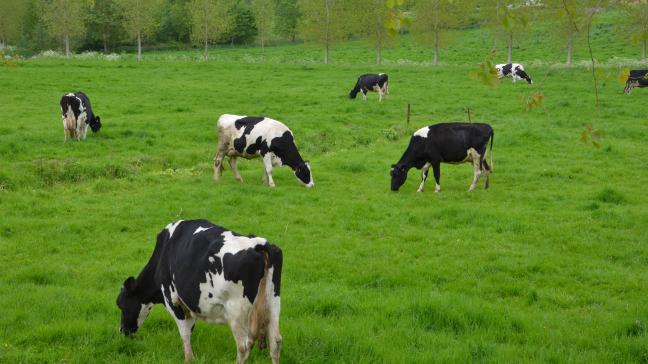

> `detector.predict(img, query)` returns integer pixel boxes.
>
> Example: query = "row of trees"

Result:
[0,0,647,64]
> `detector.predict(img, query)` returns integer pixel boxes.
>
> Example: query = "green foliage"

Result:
[469,48,500,87]
[0,0,27,45]
[519,91,545,110]
[117,0,164,40]
[158,0,192,44]
[274,0,300,42]
[223,2,257,44]
[84,0,125,52]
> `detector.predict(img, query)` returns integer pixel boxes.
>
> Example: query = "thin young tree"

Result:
[252,0,276,60]
[618,0,648,63]
[480,0,531,63]
[0,0,26,48]
[87,0,124,53]
[298,0,346,64]
[42,0,89,57]
[412,0,468,65]
[190,0,234,61]
[547,0,586,66]
[117,0,164,62]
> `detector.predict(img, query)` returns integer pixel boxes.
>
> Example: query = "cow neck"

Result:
[134,257,164,304]
[274,142,304,170]
[397,142,425,171]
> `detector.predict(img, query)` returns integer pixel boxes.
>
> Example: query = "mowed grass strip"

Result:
[0,52,647,363]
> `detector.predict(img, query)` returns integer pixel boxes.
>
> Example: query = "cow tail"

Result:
[250,243,272,349]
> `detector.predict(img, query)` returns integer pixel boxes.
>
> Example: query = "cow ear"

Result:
[124,277,137,292]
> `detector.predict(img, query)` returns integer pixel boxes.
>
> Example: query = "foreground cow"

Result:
[117,219,283,364]
[214,114,314,188]
[59,92,101,141]
[495,63,533,84]
[349,73,389,101]
[624,70,648,94]
[391,123,494,193]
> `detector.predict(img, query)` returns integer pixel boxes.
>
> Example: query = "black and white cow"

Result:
[495,63,533,84]
[390,123,494,193]
[59,91,101,141]
[624,70,648,94]
[116,219,283,364]
[349,73,389,102]
[214,114,314,188]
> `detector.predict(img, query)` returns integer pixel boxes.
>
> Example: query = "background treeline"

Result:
[0,0,647,64]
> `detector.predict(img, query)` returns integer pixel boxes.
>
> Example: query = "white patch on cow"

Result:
[414,126,430,138]
[137,303,153,328]
[217,231,267,258]
[166,220,184,238]
[193,226,212,235]
[218,114,289,159]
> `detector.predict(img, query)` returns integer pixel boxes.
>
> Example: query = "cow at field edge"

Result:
[349,73,389,101]
[495,63,533,84]
[116,219,283,364]
[59,92,101,141]
[213,114,314,188]
[624,70,648,94]
[390,123,494,193]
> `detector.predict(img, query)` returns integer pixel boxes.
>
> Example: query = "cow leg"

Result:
[417,163,431,193]
[482,160,491,190]
[432,163,441,193]
[262,154,275,188]
[213,143,226,181]
[468,154,482,192]
[230,320,253,364]
[267,301,282,364]
[362,90,367,101]
[229,156,243,182]
[172,316,196,362]
[82,124,89,139]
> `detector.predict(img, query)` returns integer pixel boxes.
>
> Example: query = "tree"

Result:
[117,0,164,61]
[42,0,89,57]
[190,0,234,60]
[298,0,347,64]
[412,0,469,65]
[86,0,125,53]
[252,0,276,59]
[618,0,648,63]
[545,0,587,66]
[224,2,257,45]
[480,0,532,63]
[275,0,300,42]
[353,0,409,64]
[0,0,26,48]
[159,0,192,44]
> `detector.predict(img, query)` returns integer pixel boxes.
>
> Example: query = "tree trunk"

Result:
[204,38,208,61]
[137,32,142,62]
[103,34,108,53]
[261,36,265,62]
[376,38,382,65]
[507,32,512,63]
[65,34,70,58]
[566,33,573,66]
[324,42,329,65]
[433,31,439,66]
[643,38,647,64]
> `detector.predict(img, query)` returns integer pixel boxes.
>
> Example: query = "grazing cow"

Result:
[349,73,389,101]
[59,92,101,141]
[213,114,314,188]
[390,123,494,193]
[623,70,648,94]
[495,63,533,84]
[116,219,283,364]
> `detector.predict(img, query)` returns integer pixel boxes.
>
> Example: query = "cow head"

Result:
[89,116,102,132]
[624,79,639,94]
[390,164,408,191]
[516,68,532,84]
[294,161,314,188]
[116,276,151,335]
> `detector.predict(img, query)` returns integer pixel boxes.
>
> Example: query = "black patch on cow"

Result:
[222,249,265,303]
[268,244,283,297]
[245,136,270,156]
[233,116,265,153]
[270,131,303,168]
[501,64,513,76]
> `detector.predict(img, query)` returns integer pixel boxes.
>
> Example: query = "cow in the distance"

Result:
[391,123,494,193]
[214,114,314,188]
[59,92,101,141]
[116,219,283,364]
[495,63,533,84]
[349,73,389,101]
[624,70,648,94]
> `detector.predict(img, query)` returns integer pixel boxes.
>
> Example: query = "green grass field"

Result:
[1,32,648,363]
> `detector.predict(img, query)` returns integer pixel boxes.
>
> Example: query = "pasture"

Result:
[1,39,648,363]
